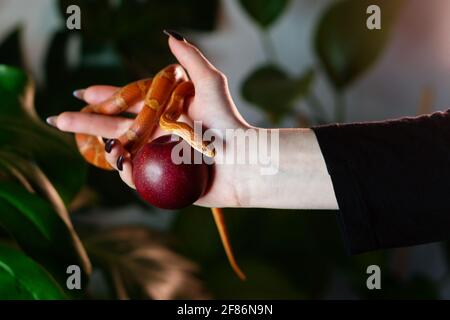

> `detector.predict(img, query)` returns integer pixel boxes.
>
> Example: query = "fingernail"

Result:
[163,29,185,41]
[46,116,58,127]
[105,139,116,153]
[73,89,86,100]
[117,155,124,171]
[102,137,109,143]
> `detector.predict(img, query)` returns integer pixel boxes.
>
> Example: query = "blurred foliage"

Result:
[0,0,442,300]
[242,64,314,123]
[82,226,209,299]
[173,207,339,298]
[0,28,23,69]
[56,0,219,78]
[0,65,91,296]
[239,0,291,28]
[314,0,405,91]
[243,0,405,124]
[0,65,86,203]
[0,181,90,290]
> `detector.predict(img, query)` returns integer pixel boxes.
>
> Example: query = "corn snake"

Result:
[75,64,245,280]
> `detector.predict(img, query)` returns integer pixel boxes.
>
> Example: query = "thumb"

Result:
[165,30,222,84]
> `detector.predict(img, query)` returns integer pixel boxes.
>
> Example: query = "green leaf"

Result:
[0,181,91,289]
[0,65,87,204]
[0,151,68,215]
[0,118,87,205]
[242,65,314,121]
[0,67,91,289]
[0,27,25,69]
[314,0,404,90]
[239,0,290,28]
[0,244,66,299]
[0,65,28,118]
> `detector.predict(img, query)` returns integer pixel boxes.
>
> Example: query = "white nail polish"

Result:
[73,89,86,100]
[46,116,58,127]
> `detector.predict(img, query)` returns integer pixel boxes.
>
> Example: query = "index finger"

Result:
[80,85,144,114]
[54,112,133,138]
[83,85,118,104]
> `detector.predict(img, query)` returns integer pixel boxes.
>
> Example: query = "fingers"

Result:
[104,139,135,189]
[51,112,133,139]
[75,85,144,114]
[82,85,118,104]
[50,110,136,189]
[168,36,225,85]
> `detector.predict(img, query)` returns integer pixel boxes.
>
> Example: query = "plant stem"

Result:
[334,91,346,123]
[261,31,278,63]
[306,92,329,123]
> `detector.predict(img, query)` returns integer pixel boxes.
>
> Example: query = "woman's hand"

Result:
[47,33,251,208]
[48,31,338,210]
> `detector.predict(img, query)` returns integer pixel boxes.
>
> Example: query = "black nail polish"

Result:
[117,155,124,171]
[102,137,109,143]
[105,139,116,153]
[163,29,185,41]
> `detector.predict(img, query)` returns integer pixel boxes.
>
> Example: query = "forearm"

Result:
[234,128,338,210]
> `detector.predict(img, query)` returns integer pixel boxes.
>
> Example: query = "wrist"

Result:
[229,126,276,207]
[232,127,338,209]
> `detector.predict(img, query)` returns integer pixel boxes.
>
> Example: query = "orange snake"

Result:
[75,64,246,280]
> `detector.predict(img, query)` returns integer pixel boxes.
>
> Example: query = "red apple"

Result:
[132,135,209,209]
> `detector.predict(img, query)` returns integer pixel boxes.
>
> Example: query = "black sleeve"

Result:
[312,110,450,254]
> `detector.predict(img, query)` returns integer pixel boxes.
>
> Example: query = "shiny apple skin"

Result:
[132,135,209,210]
